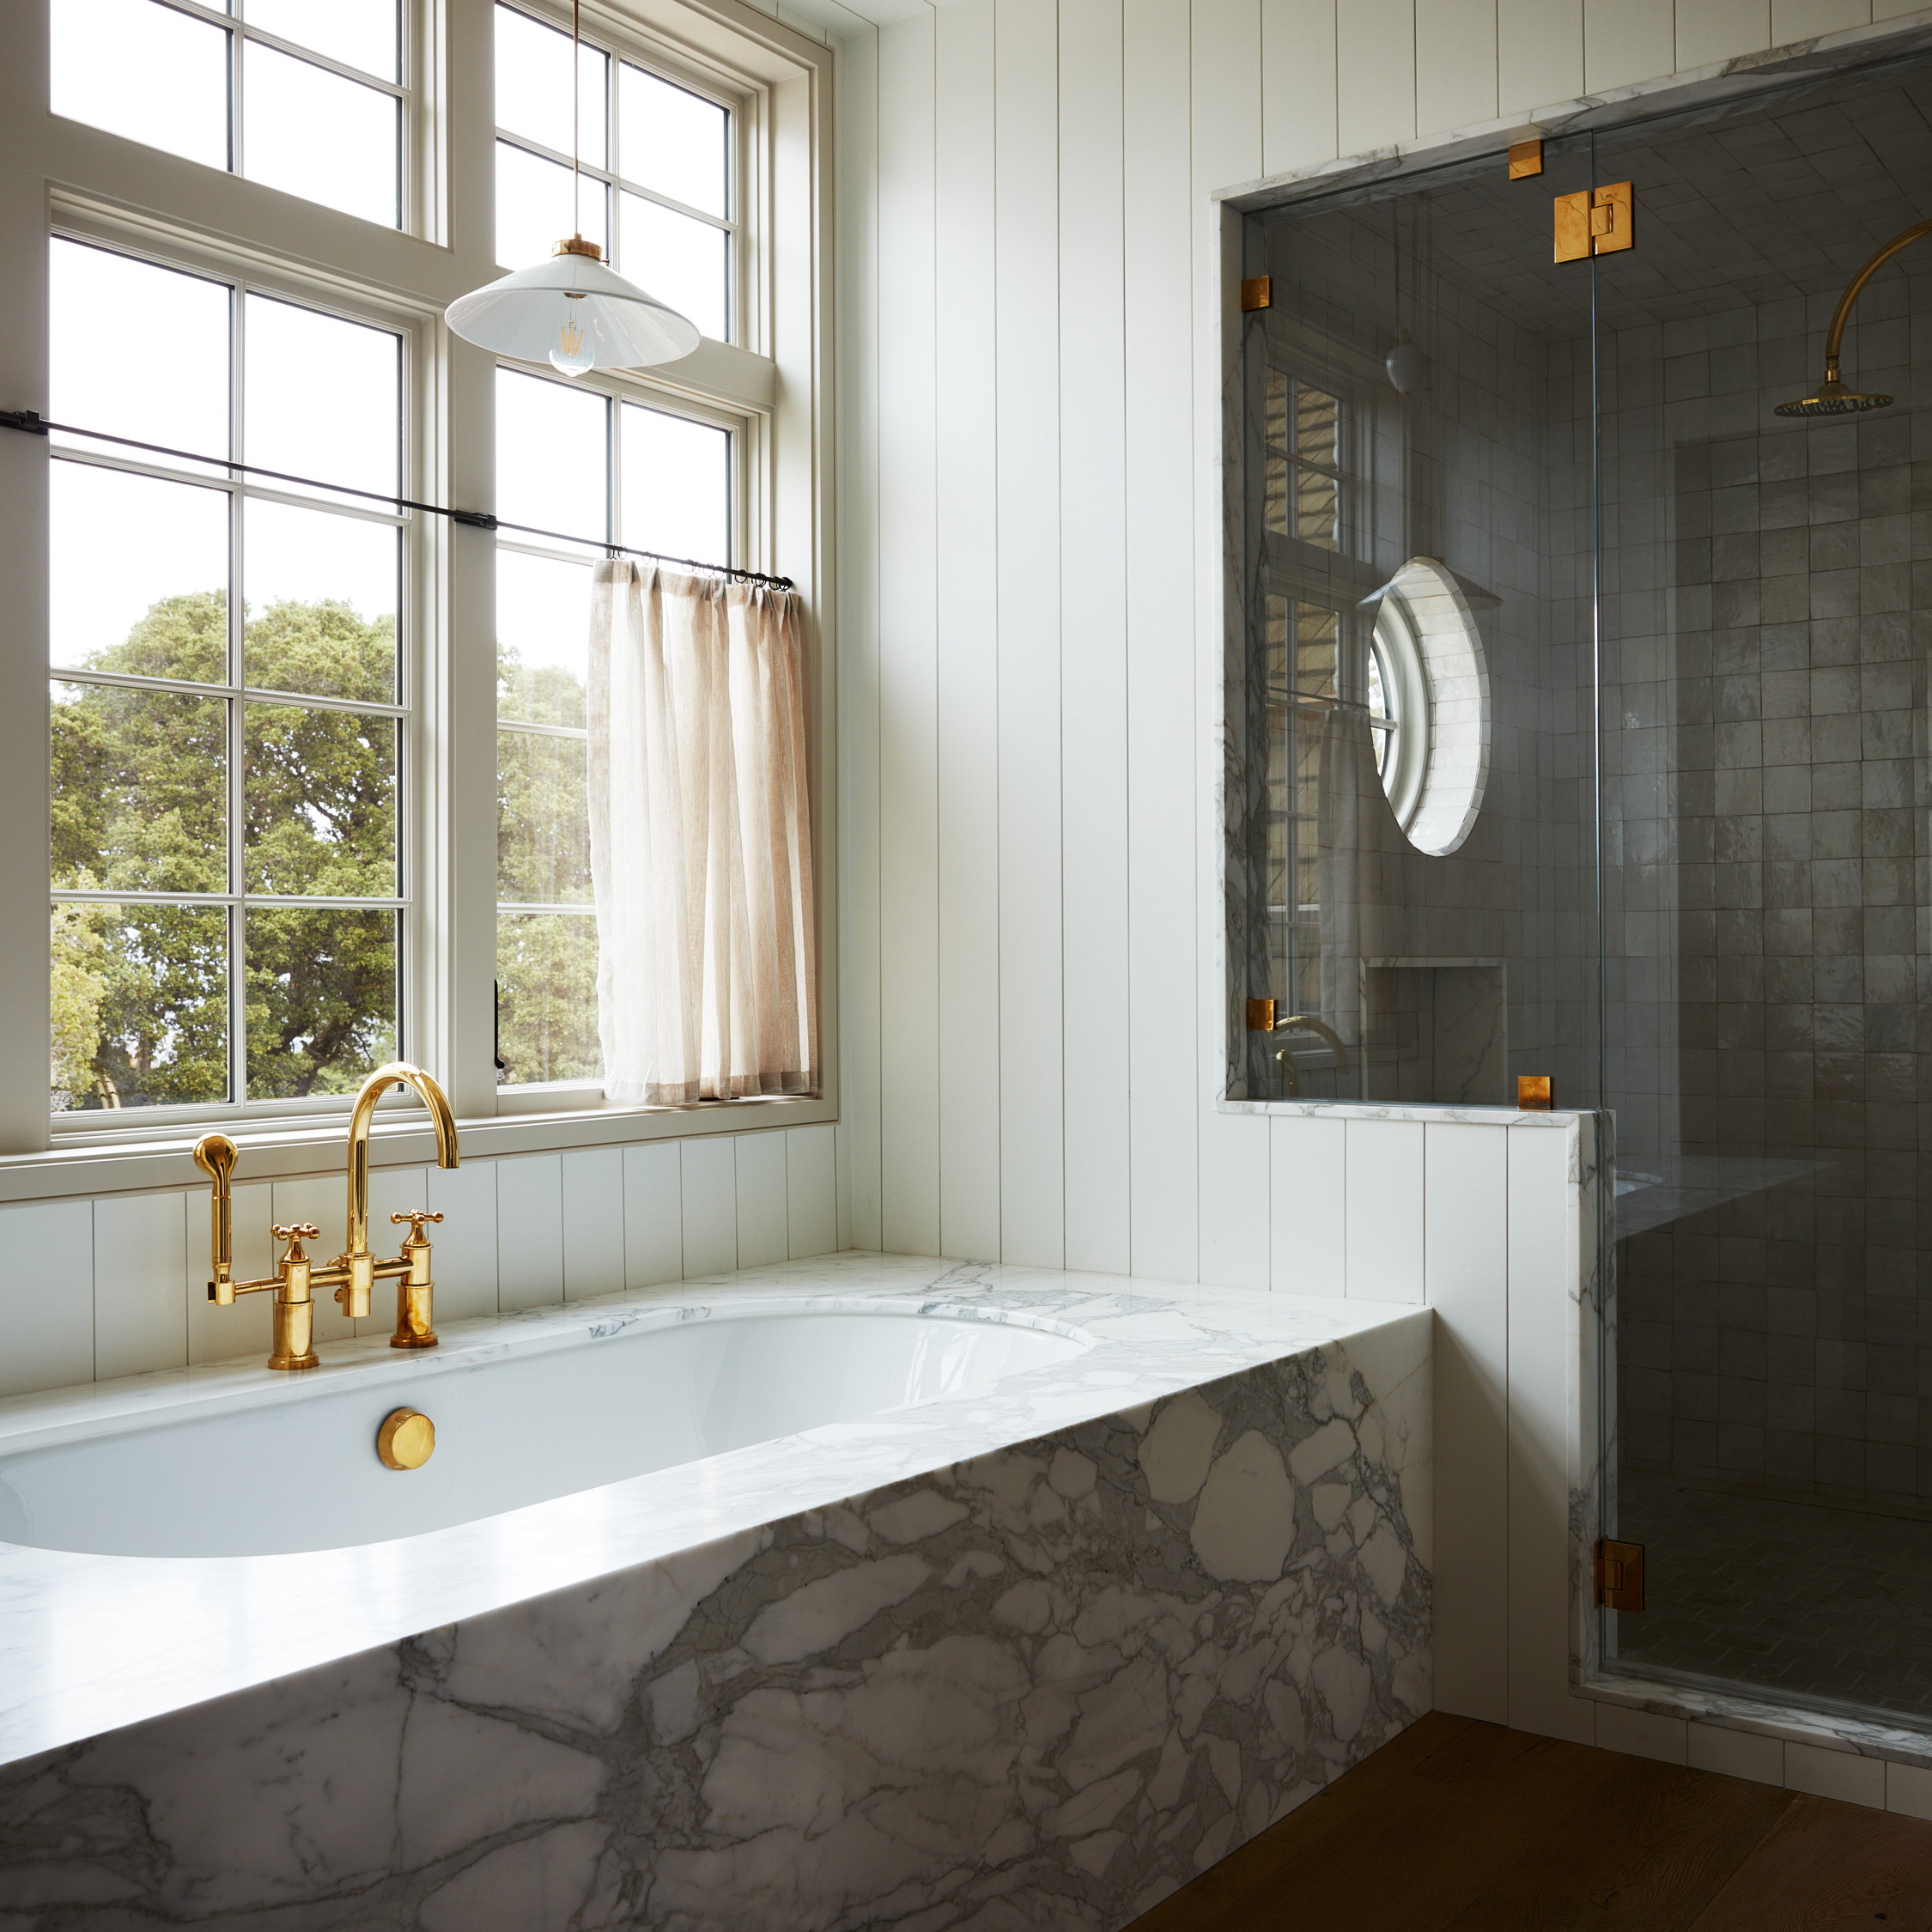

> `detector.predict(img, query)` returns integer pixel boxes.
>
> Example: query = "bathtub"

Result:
[0,1253,1432,1932]
[0,1301,1089,1558]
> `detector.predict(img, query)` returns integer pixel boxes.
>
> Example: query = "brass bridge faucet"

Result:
[192,1062,461,1371]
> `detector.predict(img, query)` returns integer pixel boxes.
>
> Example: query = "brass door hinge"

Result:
[1508,137,1543,179]
[1241,275,1273,313]
[1595,1538,1644,1612]
[1246,998,1277,1031]
[1555,182,1633,262]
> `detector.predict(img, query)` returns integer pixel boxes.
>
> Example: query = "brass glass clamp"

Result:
[192,1061,462,1371]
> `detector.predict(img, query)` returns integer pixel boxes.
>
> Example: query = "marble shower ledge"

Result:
[1218,1097,1587,1127]
[1578,1669,1932,1773]
[0,1251,1430,1774]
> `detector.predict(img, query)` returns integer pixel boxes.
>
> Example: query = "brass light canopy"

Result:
[1777,216,1932,418]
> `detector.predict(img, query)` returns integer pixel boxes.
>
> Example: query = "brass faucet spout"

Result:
[343,1061,460,1277]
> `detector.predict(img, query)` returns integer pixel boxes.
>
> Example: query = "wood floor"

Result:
[1128,1713,1932,1931]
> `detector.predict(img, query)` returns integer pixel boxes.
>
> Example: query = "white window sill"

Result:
[8,1091,836,1204]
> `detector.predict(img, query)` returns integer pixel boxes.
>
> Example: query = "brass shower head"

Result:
[1774,374,1892,418]
[1776,216,1932,421]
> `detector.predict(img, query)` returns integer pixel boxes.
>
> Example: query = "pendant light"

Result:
[447,0,700,376]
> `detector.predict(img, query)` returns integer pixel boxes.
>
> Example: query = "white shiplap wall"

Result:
[752,0,1932,1807]
[782,0,1916,1281]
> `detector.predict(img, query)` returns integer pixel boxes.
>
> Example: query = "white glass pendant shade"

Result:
[446,244,700,378]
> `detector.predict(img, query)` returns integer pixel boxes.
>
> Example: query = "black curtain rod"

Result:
[0,409,797,592]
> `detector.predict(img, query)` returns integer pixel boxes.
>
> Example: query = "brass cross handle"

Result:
[271,1222,321,1261]
[392,1210,445,1244]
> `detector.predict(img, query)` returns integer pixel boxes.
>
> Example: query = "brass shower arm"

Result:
[1820,216,1932,380]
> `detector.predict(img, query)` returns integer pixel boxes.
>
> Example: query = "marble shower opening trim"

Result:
[0,1259,1432,1932]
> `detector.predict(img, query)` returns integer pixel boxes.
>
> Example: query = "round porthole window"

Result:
[1367,556,1491,857]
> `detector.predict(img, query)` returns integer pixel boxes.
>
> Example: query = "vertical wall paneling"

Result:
[1269,1114,1346,1295]
[735,1132,791,1268]
[187,1180,275,1363]
[562,1145,625,1299]
[1343,1118,1425,1301]
[1425,1121,1510,1722]
[1261,0,1339,178]
[1505,1120,1593,1740]
[495,1153,565,1312]
[835,19,884,1253]
[876,11,944,1258]
[1336,0,1417,155]
[1582,0,1674,94]
[425,1156,501,1321]
[1416,0,1499,135]
[933,0,1003,1263]
[1772,0,1872,40]
[1497,0,1583,116]
[787,1122,839,1257]
[0,1200,92,1395]
[1675,0,1773,70]
[1056,0,1133,1277]
[1193,0,1273,1292]
[622,1140,684,1286]
[993,0,1067,1268]
[91,1193,188,1380]
[680,1134,739,1277]
[1122,0,1202,1283]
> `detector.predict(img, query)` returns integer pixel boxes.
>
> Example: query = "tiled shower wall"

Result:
[0,1124,838,1399]
[1605,261,1932,1508]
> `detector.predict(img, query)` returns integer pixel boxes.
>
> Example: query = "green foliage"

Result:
[495,644,599,1085]
[51,592,398,1109]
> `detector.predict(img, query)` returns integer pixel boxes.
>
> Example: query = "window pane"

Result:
[244,501,398,700]
[244,703,397,896]
[498,550,592,727]
[617,65,727,218]
[52,0,228,172]
[53,681,228,894]
[50,465,228,679]
[243,41,398,227]
[52,901,231,1111]
[496,912,599,1084]
[618,193,726,342]
[245,0,398,81]
[496,141,609,270]
[243,294,400,502]
[495,5,606,163]
[51,241,229,471]
[495,369,608,543]
[245,907,398,1097]
[498,730,589,904]
[620,404,729,567]
[1295,464,1339,550]
[1296,383,1340,466]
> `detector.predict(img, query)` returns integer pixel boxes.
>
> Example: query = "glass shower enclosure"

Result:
[1235,50,1932,1730]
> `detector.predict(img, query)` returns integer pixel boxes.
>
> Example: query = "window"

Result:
[1263,370,1342,551]
[16,0,824,1161]
[51,0,404,228]
[47,239,408,1113]
[493,368,733,1087]
[494,3,734,343]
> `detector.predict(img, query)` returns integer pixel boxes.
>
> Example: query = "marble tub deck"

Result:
[0,1251,1432,1930]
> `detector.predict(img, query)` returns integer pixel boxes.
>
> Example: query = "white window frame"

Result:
[0,0,835,1199]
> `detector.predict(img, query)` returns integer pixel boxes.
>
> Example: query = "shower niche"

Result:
[1233,44,1932,1739]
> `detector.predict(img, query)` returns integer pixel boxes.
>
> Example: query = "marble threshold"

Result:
[0,1250,1431,1774]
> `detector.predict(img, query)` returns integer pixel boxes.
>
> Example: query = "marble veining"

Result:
[0,1254,1431,1930]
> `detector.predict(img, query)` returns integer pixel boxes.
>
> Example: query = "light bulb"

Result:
[1385,334,1429,395]
[550,295,596,377]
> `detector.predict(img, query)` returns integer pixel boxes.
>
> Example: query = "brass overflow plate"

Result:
[377,1407,435,1471]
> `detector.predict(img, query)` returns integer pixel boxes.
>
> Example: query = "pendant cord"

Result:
[571,0,582,241]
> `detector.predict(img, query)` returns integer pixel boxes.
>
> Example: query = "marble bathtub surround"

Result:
[0,1254,1431,1929]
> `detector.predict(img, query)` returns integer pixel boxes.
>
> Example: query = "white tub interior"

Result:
[0,1303,1091,1558]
